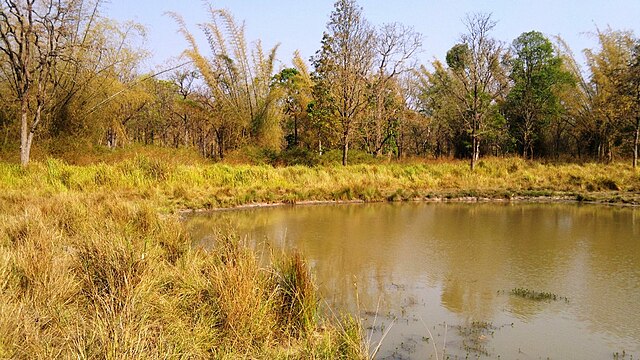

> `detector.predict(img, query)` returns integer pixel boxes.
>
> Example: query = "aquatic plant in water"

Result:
[509,288,569,302]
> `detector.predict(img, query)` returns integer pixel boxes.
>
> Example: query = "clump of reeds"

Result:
[3,156,639,211]
[274,251,318,337]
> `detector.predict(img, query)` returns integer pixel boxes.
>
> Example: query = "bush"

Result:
[274,147,320,167]
[318,149,379,165]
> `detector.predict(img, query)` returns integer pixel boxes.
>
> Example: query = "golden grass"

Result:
[1,156,638,212]
[0,195,365,358]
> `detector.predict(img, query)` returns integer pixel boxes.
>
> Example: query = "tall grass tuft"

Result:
[275,252,318,337]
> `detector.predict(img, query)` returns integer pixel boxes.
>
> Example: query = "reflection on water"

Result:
[187,203,640,359]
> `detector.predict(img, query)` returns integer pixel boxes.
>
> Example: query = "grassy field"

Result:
[1,153,638,358]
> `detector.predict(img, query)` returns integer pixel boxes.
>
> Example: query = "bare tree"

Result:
[0,0,91,165]
[367,23,422,156]
[445,13,507,170]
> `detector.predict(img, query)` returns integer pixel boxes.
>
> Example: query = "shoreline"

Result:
[178,192,640,215]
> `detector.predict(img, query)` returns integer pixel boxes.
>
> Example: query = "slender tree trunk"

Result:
[342,138,349,166]
[294,115,298,146]
[342,123,350,166]
[470,132,478,171]
[374,91,384,157]
[633,116,639,169]
[470,112,480,171]
[20,99,30,166]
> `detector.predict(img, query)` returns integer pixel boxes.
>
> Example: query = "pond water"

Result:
[187,202,640,359]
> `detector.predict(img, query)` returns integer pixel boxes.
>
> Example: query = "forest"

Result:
[1,0,639,170]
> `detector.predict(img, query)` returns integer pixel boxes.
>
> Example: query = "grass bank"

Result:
[1,156,638,211]
[1,156,638,357]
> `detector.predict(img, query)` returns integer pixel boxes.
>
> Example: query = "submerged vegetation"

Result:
[509,288,570,302]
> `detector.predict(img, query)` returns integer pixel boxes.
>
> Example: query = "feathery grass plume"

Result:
[169,3,283,155]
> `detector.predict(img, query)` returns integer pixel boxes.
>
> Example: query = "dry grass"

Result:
[0,195,365,359]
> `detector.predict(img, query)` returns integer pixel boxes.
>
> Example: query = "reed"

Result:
[1,156,638,211]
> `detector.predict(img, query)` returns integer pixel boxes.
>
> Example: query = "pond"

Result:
[187,202,640,359]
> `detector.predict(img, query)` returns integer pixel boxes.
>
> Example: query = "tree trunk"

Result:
[342,138,349,166]
[633,116,639,169]
[470,133,478,171]
[294,115,299,146]
[20,99,30,166]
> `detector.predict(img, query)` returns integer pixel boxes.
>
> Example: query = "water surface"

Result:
[188,202,640,359]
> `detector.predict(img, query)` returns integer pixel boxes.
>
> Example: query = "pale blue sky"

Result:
[105,0,640,72]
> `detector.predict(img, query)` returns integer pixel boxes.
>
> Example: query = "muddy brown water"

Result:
[187,202,640,359]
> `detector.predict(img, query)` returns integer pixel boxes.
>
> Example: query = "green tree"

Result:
[504,31,574,159]
[273,51,315,149]
[312,0,375,165]
[415,62,462,158]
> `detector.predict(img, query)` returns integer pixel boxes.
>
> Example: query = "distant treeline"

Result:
[1,0,639,168]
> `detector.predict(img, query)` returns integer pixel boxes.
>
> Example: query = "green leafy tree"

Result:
[415,62,462,157]
[272,51,315,149]
[504,31,575,159]
[312,0,375,165]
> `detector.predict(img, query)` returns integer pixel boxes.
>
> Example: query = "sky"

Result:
[104,0,640,73]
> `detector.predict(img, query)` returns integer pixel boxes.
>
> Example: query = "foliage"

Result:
[311,0,375,165]
[584,28,637,163]
[443,13,508,169]
[504,31,575,159]
[2,0,640,167]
